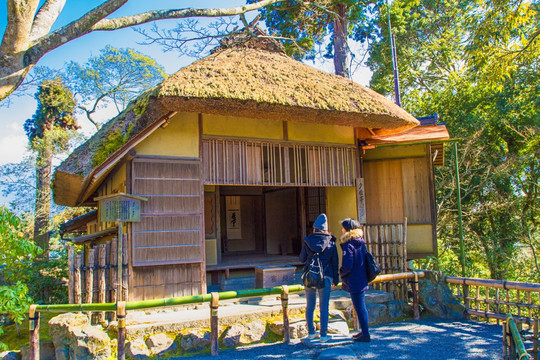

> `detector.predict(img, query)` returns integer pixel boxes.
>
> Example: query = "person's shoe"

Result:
[307,332,319,340]
[354,335,371,343]
[352,331,363,339]
[320,334,332,343]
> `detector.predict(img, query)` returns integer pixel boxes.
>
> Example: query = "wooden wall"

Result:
[363,145,436,258]
[129,157,205,300]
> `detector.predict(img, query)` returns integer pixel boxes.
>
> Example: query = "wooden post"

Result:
[29,305,39,360]
[68,246,74,304]
[463,282,470,314]
[412,272,420,320]
[74,252,83,305]
[281,285,290,344]
[117,301,126,360]
[97,244,106,324]
[117,223,123,302]
[352,306,359,331]
[210,292,219,356]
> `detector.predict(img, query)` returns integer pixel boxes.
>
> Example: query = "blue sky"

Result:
[0,1,372,206]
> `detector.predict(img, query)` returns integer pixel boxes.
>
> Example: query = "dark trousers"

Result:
[350,291,370,337]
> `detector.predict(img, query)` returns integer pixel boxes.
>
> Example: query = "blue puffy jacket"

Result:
[339,229,369,293]
[299,232,339,286]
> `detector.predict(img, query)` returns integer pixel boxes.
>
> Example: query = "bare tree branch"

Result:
[29,0,67,41]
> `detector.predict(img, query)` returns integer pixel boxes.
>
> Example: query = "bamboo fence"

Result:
[67,235,128,324]
[446,276,539,360]
[364,220,408,302]
[29,271,424,360]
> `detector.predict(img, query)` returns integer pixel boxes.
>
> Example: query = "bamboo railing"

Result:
[445,276,539,360]
[504,315,534,360]
[28,271,424,360]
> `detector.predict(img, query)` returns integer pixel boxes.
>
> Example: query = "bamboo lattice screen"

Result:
[202,138,358,186]
[364,220,408,302]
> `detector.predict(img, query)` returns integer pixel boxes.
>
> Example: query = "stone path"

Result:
[188,318,502,360]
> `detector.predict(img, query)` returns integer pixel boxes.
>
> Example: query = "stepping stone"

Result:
[300,335,353,348]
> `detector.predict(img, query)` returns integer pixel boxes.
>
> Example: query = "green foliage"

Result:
[23,79,78,145]
[0,207,40,350]
[64,46,166,129]
[367,0,539,281]
[251,0,382,61]
[92,123,134,168]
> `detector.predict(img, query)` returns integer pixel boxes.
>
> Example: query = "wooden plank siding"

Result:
[130,158,204,300]
[202,138,357,187]
[363,151,436,258]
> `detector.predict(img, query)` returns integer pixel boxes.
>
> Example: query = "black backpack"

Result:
[302,252,326,289]
[364,245,381,282]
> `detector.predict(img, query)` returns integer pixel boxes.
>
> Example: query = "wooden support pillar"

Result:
[502,319,508,360]
[74,252,82,305]
[117,301,126,360]
[281,285,290,344]
[29,305,39,360]
[412,272,420,320]
[463,282,470,319]
[507,321,516,360]
[210,292,219,356]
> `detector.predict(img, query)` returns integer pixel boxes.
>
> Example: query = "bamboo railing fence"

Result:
[67,235,128,324]
[446,276,539,360]
[504,315,534,360]
[28,271,424,360]
[364,220,408,302]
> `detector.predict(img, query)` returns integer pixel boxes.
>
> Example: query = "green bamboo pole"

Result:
[454,142,466,277]
[34,273,421,314]
[507,315,533,359]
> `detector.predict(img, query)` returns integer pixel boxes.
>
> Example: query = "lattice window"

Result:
[202,138,358,187]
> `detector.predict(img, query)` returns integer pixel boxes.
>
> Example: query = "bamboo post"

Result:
[533,317,538,360]
[98,244,106,324]
[508,320,516,360]
[68,246,74,304]
[110,239,118,321]
[503,319,508,360]
[412,272,420,320]
[122,234,129,302]
[117,223,123,302]
[117,301,126,360]
[210,292,219,356]
[86,248,95,320]
[281,285,290,344]
[74,252,82,305]
[29,305,39,360]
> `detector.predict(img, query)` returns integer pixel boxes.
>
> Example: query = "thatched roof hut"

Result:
[53,35,419,207]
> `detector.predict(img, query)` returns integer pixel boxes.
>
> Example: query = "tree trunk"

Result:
[333,4,349,78]
[34,138,53,255]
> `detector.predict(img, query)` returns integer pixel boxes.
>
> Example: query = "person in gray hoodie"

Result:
[299,213,339,342]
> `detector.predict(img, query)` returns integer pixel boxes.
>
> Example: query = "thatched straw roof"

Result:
[53,35,419,206]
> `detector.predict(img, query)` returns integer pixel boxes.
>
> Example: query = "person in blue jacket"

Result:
[339,218,371,342]
[299,213,339,342]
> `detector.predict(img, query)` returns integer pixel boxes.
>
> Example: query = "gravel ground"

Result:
[184,318,502,360]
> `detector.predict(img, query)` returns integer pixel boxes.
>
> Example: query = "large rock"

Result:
[222,324,244,348]
[145,333,176,355]
[126,339,149,359]
[366,303,389,324]
[327,320,350,336]
[241,320,266,344]
[180,331,210,352]
[418,271,467,319]
[268,318,308,339]
[48,313,111,360]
